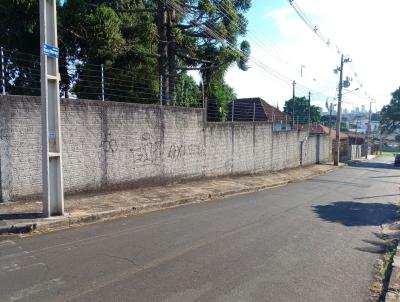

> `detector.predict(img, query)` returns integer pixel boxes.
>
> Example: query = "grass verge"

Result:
[370,237,397,302]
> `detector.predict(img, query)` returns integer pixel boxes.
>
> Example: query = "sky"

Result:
[219,0,400,112]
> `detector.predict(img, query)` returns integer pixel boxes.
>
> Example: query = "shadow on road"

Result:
[355,238,388,254]
[313,201,398,227]
[348,160,398,170]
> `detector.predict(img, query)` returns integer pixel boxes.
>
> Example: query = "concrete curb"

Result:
[0,166,337,235]
[386,245,400,301]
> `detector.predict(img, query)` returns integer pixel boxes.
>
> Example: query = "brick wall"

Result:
[0,96,330,202]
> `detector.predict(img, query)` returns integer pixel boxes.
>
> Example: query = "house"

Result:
[227,98,292,130]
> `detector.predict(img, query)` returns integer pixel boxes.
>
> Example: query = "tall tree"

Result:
[283,97,321,124]
[60,0,159,102]
[158,0,251,107]
[1,0,250,107]
[380,87,400,133]
[0,0,42,95]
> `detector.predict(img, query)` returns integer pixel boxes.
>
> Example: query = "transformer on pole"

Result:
[40,0,64,216]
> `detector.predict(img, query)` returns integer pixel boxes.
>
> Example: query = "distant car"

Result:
[395,154,400,166]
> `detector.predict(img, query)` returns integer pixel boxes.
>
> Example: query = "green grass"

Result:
[379,152,398,158]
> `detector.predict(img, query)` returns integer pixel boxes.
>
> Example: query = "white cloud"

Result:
[225,0,400,111]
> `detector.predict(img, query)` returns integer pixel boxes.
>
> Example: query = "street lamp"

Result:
[342,87,360,95]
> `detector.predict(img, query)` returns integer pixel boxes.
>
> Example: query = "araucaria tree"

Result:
[1,0,251,107]
[157,0,251,108]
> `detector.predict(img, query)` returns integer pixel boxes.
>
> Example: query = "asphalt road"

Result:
[1,158,399,302]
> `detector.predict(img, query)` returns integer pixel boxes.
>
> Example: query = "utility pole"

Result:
[292,80,296,128]
[334,55,345,166]
[40,0,64,216]
[366,100,372,159]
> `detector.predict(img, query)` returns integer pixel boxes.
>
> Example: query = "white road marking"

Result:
[8,277,65,301]
[0,240,17,248]
[0,262,45,272]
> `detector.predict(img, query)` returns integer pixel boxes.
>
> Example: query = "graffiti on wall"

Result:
[130,133,162,166]
[103,131,206,166]
[168,143,205,160]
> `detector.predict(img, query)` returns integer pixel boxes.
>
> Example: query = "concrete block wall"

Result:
[0,95,330,202]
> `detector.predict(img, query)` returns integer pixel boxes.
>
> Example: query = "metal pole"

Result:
[355,118,359,145]
[366,100,372,159]
[202,76,207,124]
[1,47,5,95]
[253,102,256,122]
[272,106,275,124]
[160,75,163,106]
[292,80,296,127]
[232,100,235,122]
[40,0,64,216]
[202,77,205,109]
[334,55,344,166]
[285,116,288,131]
[308,91,311,131]
[101,64,105,101]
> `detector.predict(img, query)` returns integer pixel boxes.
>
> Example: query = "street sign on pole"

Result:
[40,0,64,217]
[42,43,59,59]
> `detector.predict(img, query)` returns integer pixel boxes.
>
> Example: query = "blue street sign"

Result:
[42,43,59,59]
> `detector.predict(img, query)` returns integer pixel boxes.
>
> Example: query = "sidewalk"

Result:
[0,163,338,235]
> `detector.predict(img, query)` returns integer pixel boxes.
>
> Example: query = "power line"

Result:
[288,0,374,102]
[167,0,330,101]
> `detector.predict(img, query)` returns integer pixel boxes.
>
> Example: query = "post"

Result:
[355,120,360,158]
[202,77,205,109]
[272,106,275,123]
[1,47,5,95]
[160,75,163,106]
[202,77,207,124]
[253,102,256,122]
[366,100,372,159]
[40,0,64,216]
[292,80,296,127]
[328,103,333,161]
[101,64,105,101]
[334,55,344,166]
[308,91,311,131]
[232,100,235,122]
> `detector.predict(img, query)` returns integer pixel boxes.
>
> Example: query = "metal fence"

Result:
[1,47,315,129]
[0,47,204,108]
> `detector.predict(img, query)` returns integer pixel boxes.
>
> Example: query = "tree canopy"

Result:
[380,87,400,133]
[0,0,41,95]
[1,0,250,108]
[283,97,321,124]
